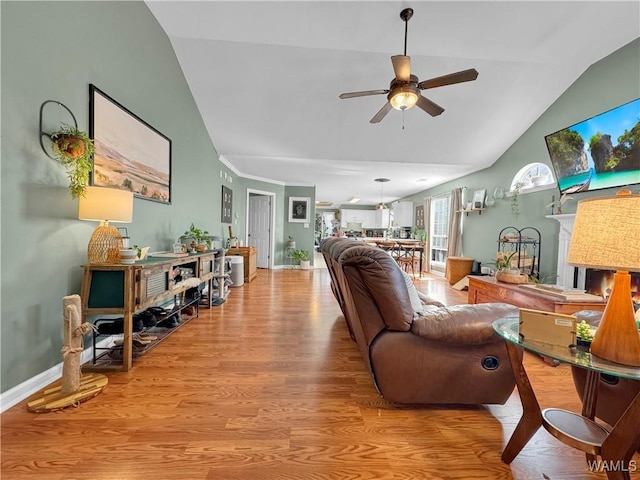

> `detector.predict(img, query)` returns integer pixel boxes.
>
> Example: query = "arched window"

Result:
[509,163,555,193]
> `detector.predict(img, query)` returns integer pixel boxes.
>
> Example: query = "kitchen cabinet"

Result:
[393,201,414,227]
[374,209,390,228]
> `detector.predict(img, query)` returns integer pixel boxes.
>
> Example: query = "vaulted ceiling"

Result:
[146,1,639,207]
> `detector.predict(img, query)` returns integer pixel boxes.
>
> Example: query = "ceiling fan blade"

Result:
[339,89,389,99]
[416,95,444,117]
[391,55,411,82]
[370,102,393,123]
[418,68,479,90]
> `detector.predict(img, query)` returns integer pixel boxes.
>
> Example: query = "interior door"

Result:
[248,194,271,268]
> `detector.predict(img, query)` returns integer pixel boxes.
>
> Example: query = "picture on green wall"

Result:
[222,185,232,223]
[90,84,172,204]
[289,197,310,223]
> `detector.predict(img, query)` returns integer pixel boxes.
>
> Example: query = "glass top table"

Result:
[493,317,640,480]
[493,317,640,381]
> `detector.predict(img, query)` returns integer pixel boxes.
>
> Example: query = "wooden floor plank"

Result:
[2,262,638,479]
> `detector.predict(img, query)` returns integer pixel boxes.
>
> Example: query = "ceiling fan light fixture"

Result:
[375,202,388,210]
[389,87,418,111]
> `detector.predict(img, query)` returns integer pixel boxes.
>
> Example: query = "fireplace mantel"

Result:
[546,214,585,288]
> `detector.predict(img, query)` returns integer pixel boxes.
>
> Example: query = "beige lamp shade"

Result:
[78,187,133,264]
[567,191,640,271]
[567,190,640,366]
[78,186,134,223]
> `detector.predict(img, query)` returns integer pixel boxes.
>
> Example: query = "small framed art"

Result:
[473,189,486,209]
[288,197,310,223]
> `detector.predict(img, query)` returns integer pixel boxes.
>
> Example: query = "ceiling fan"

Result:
[339,8,479,123]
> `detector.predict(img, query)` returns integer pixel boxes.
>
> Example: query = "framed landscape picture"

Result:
[90,84,172,204]
[288,197,310,223]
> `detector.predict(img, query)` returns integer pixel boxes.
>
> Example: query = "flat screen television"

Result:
[544,98,640,194]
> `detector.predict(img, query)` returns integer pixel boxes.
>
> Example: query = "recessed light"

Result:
[348,197,360,204]
[315,201,333,207]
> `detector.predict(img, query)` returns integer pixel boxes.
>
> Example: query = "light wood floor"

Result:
[2,263,638,479]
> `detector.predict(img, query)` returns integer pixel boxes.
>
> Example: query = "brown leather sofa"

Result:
[572,310,640,427]
[321,238,519,405]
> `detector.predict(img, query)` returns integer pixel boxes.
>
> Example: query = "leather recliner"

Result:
[572,310,640,428]
[323,239,520,405]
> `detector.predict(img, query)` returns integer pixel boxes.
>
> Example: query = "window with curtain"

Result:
[430,194,451,269]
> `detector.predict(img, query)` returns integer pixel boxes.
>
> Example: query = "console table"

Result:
[80,250,226,372]
[494,317,640,479]
[468,275,606,315]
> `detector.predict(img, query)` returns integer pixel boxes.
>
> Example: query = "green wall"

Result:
[0,1,295,394]
[284,186,316,266]
[402,38,640,279]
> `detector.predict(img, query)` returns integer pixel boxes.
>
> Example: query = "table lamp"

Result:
[567,190,640,366]
[78,186,133,264]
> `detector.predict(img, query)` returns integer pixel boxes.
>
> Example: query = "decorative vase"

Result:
[119,249,137,264]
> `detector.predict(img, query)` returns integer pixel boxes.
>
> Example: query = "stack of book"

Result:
[520,284,605,302]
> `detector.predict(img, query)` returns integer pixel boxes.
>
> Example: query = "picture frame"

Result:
[473,189,486,209]
[90,84,172,204]
[221,185,233,223]
[288,197,310,223]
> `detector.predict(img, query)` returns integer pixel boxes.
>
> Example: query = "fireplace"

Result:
[585,269,640,303]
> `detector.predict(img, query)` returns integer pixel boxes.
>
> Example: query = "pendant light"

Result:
[375,178,390,210]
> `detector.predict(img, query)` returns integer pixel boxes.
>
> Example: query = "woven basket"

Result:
[446,257,475,285]
[495,271,529,284]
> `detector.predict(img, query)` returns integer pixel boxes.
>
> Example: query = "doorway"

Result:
[246,189,275,269]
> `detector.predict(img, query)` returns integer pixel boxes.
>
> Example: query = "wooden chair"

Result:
[396,243,421,278]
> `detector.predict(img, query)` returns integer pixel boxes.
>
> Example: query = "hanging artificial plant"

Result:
[510,181,525,219]
[50,124,95,198]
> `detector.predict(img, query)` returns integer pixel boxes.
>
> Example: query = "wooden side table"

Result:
[493,317,640,479]
[226,247,257,282]
[468,275,606,315]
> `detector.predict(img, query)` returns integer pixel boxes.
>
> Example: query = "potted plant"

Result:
[292,249,310,269]
[492,251,519,274]
[575,320,594,351]
[182,223,211,251]
[50,124,95,198]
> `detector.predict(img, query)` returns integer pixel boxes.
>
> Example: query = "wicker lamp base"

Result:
[88,223,123,264]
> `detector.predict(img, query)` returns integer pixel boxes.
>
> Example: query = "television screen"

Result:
[544,98,640,194]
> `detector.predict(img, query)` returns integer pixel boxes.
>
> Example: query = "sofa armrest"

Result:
[410,303,519,345]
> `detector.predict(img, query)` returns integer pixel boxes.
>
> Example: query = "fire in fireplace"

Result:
[585,269,640,303]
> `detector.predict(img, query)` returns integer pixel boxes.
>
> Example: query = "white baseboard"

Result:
[0,337,111,413]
